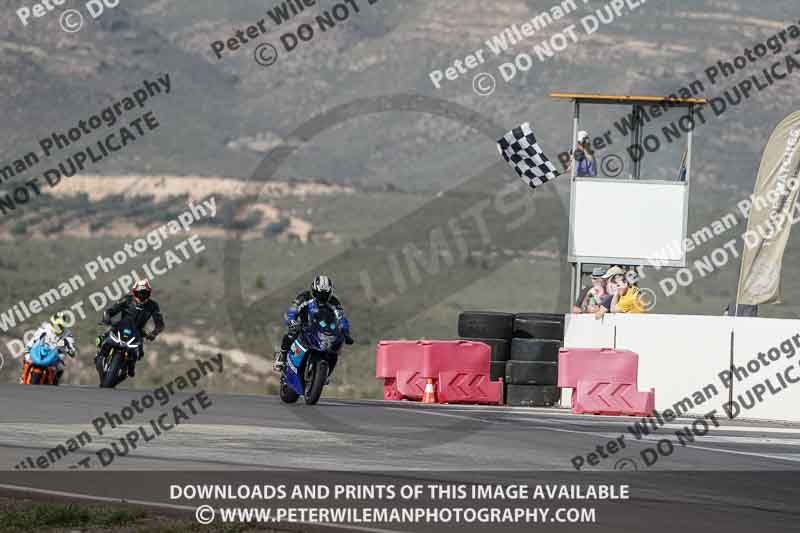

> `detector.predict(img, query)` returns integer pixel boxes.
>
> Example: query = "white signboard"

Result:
[569,179,688,267]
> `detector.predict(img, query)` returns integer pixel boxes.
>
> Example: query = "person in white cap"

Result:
[595,266,647,317]
[571,130,597,177]
[594,266,625,319]
[573,266,609,314]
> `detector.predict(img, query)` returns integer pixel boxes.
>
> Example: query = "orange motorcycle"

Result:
[20,343,62,385]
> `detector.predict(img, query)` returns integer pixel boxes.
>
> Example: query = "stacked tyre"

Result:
[505,313,564,407]
[457,311,513,382]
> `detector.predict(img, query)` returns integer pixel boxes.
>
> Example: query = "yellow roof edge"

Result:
[549,92,708,105]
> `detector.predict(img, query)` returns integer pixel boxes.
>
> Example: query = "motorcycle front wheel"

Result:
[280,378,299,404]
[303,358,328,405]
[101,350,125,389]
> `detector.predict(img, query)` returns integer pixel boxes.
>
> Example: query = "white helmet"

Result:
[311,275,334,303]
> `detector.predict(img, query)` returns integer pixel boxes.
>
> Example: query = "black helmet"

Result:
[311,275,333,303]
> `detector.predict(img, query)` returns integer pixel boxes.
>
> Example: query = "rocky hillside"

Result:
[0,0,797,194]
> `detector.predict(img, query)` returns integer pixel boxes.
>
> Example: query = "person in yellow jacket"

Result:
[610,269,647,313]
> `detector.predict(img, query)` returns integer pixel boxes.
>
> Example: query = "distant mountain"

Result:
[1,0,796,196]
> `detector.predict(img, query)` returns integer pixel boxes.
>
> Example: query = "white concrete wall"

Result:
[563,313,800,422]
[730,317,800,421]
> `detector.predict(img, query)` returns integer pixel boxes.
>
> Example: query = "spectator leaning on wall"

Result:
[593,266,647,318]
[594,266,620,319]
[573,266,608,314]
[610,268,646,314]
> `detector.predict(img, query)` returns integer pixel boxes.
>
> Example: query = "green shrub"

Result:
[11,222,26,235]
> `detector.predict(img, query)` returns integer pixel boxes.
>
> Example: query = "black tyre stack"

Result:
[505,313,564,406]
[457,312,513,382]
[457,311,564,406]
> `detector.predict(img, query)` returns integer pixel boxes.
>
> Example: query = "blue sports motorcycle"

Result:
[280,305,344,405]
[22,342,63,385]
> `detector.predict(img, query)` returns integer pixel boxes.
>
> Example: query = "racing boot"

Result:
[20,360,31,384]
[94,354,104,381]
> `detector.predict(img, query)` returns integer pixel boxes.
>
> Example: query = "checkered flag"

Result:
[497,122,560,189]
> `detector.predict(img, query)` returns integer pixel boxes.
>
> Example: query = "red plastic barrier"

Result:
[383,378,404,401]
[394,370,428,400]
[573,380,655,416]
[437,371,502,404]
[377,340,495,403]
[421,340,491,377]
[376,341,424,379]
[558,347,638,389]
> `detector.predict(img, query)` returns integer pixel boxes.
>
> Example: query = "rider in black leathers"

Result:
[95,279,164,378]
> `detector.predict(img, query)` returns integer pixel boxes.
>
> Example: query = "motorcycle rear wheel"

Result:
[101,351,125,389]
[304,359,328,405]
[29,369,42,385]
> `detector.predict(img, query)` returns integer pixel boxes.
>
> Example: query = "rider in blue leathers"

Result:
[274,275,354,373]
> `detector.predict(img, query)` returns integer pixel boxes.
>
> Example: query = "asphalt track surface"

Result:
[2,384,800,532]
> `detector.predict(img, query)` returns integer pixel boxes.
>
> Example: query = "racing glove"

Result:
[60,339,77,358]
[145,332,157,341]
[344,333,355,345]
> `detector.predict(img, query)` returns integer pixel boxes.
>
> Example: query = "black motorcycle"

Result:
[97,322,141,388]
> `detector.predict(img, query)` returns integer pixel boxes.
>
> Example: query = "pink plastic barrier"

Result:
[376,340,496,403]
[383,378,404,401]
[421,340,491,377]
[376,341,424,379]
[557,347,654,416]
[573,380,655,416]
[394,370,428,400]
[558,347,638,389]
[437,371,502,404]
